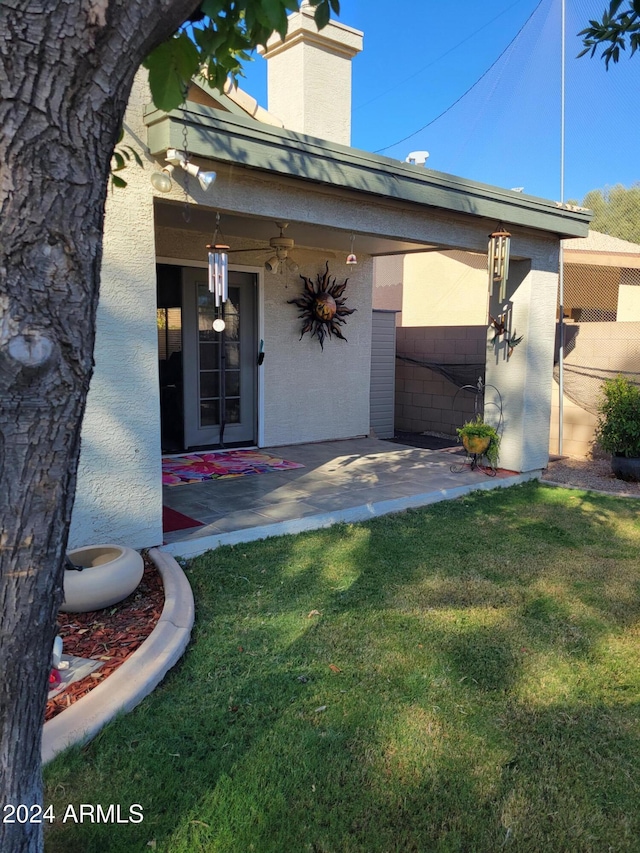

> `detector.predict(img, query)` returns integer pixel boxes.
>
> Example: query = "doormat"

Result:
[162,449,304,486]
[163,506,205,533]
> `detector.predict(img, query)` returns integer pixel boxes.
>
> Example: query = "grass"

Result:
[43,482,640,852]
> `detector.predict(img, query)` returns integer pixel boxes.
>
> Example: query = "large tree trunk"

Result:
[0,3,198,850]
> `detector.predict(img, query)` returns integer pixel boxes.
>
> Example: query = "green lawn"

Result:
[44,482,640,852]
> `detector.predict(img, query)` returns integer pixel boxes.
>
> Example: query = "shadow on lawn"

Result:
[44,482,640,852]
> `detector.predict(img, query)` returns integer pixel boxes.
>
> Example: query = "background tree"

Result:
[0,2,336,851]
[579,0,640,67]
[569,184,640,243]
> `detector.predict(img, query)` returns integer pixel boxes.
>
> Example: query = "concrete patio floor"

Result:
[161,437,539,559]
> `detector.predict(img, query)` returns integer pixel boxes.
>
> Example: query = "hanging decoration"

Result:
[288,262,356,350]
[489,313,523,358]
[488,225,511,303]
[206,213,229,309]
[346,233,357,265]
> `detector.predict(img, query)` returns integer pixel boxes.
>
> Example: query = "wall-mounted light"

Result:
[346,233,357,265]
[488,225,511,303]
[150,164,174,193]
[180,159,217,191]
[150,148,217,193]
[207,214,229,308]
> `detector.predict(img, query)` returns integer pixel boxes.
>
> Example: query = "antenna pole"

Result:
[558,0,566,456]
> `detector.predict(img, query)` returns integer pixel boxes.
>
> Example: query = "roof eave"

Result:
[144,104,591,240]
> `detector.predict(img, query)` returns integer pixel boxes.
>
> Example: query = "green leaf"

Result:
[314,0,330,29]
[144,35,200,112]
[111,151,126,171]
[200,0,228,15]
[262,0,286,28]
[124,145,143,168]
[111,174,127,189]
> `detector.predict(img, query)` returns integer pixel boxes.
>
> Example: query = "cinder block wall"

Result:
[549,320,640,458]
[395,326,486,436]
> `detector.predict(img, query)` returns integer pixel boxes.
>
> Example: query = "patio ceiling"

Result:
[153,200,444,258]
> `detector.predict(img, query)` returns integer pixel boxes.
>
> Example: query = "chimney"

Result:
[260,2,363,146]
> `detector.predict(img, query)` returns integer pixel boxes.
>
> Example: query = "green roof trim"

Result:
[144,103,590,239]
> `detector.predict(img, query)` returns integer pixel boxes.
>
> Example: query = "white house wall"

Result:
[68,82,162,550]
[155,226,372,447]
[485,242,560,473]
[401,251,487,327]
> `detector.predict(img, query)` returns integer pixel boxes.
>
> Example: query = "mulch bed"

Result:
[45,552,164,723]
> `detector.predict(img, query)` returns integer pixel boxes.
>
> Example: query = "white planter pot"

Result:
[62,545,144,613]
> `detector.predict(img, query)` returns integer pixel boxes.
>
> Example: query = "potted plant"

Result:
[457,415,501,468]
[595,375,640,482]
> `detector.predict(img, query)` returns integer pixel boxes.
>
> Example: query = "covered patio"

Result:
[161,437,536,558]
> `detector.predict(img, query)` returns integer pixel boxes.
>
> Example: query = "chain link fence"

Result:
[557,227,640,428]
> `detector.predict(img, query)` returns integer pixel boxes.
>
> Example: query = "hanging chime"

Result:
[206,213,229,309]
[488,226,511,303]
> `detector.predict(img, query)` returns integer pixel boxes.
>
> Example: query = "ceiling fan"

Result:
[228,222,299,274]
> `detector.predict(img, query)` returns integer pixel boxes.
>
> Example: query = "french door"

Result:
[182,268,257,448]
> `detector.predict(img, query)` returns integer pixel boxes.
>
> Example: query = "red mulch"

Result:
[45,552,164,723]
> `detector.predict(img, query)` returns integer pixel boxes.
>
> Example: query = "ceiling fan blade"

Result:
[227,246,268,254]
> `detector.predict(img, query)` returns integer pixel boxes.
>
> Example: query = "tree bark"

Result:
[0,2,198,850]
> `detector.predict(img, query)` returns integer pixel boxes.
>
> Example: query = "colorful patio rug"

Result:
[162,449,304,486]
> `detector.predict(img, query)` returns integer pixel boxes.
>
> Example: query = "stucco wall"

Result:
[401,251,487,327]
[69,80,163,549]
[485,251,560,473]
[155,225,372,447]
[262,8,362,145]
[618,284,640,321]
[372,256,403,321]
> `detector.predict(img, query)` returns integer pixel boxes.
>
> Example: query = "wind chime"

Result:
[487,225,523,357]
[488,225,511,303]
[207,212,229,315]
[206,213,230,444]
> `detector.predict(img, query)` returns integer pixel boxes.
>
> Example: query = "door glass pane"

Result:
[225,399,240,423]
[200,401,219,427]
[224,295,240,340]
[225,342,240,369]
[226,370,240,397]
[199,341,219,370]
[198,290,217,340]
[196,283,243,431]
[200,371,219,399]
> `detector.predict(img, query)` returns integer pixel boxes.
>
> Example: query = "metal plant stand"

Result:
[449,377,503,477]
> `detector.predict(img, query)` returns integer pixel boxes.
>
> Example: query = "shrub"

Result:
[595,375,640,458]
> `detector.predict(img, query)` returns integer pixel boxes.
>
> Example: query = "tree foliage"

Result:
[574,184,640,244]
[145,0,340,111]
[579,0,640,67]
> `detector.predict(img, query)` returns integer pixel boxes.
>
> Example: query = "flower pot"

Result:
[611,455,640,483]
[61,545,144,613]
[462,435,491,456]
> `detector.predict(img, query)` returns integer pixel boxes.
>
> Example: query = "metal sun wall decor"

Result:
[287,262,356,349]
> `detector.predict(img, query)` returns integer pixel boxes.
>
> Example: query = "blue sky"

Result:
[236,0,639,203]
